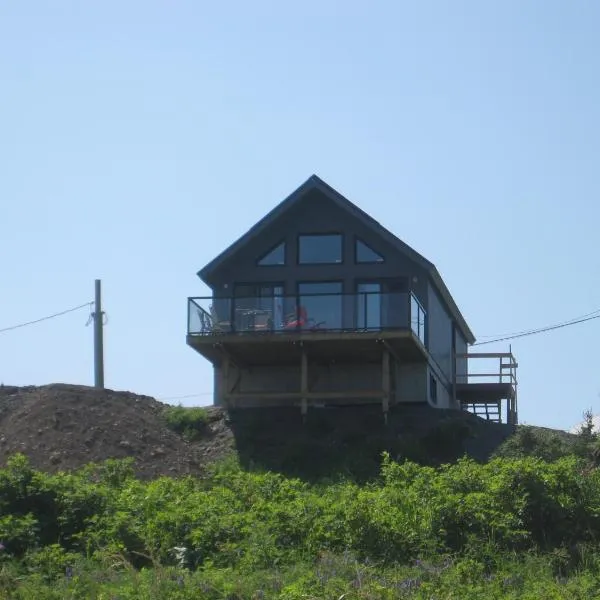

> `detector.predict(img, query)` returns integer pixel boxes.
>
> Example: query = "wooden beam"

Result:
[226,390,386,400]
[380,338,403,365]
[455,352,515,360]
[382,347,390,418]
[215,342,245,369]
[301,349,308,417]
[460,372,514,378]
[220,355,230,406]
[229,370,241,394]
[191,328,413,345]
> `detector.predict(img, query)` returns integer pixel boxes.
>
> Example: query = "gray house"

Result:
[187,175,518,424]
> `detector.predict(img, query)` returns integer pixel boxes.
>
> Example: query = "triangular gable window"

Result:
[257,242,285,266]
[356,239,384,263]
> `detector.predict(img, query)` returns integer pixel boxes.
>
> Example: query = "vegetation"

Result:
[163,405,210,441]
[494,409,600,465]
[1,415,600,598]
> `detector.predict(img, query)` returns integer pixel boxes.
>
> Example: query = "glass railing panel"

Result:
[410,293,426,344]
[189,292,420,335]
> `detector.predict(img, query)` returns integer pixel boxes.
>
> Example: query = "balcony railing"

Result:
[187,291,426,344]
[454,352,518,388]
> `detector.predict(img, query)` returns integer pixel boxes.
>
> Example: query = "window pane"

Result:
[232,285,284,332]
[357,282,381,329]
[298,282,342,329]
[258,242,285,265]
[356,239,384,263]
[298,234,342,264]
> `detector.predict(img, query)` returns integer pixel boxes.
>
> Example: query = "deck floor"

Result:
[456,382,516,404]
[187,329,427,366]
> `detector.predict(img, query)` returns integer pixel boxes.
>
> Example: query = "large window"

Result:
[356,282,381,329]
[257,242,285,266]
[233,283,284,332]
[298,282,342,330]
[298,234,342,264]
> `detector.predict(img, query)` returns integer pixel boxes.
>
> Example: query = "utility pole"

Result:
[93,279,105,388]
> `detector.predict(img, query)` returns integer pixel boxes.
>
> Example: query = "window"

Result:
[297,282,342,329]
[257,242,285,266]
[356,239,384,263]
[356,282,381,329]
[429,374,438,404]
[298,234,342,264]
[233,283,284,332]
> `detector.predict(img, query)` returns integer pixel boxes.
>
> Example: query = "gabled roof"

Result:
[199,175,475,344]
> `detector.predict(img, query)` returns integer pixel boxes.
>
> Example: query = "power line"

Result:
[158,392,213,401]
[478,307,600,339]
[475,312,600,346]
[0,302,93,334]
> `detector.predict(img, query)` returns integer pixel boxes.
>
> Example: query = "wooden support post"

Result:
[301,348,308,421]
[508,396,516,428]
[221,356,230,407]
[382,347,390,424]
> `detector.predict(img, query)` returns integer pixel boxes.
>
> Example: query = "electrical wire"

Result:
[477,307,600,339]
[157,392,213,401]
[474,312,600,346]
[0,302,93,334]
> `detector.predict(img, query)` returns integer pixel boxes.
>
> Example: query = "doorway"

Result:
[356,282,381,329]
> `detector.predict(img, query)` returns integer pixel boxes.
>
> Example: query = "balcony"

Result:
[455,352,518,425]
[187,291,427,366]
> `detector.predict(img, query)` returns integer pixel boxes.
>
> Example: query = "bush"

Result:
[1,450,600,595]
[493,426,574,462]
[163,406,210,441]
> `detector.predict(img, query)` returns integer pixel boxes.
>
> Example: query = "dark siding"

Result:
[428,366,452,408]
[207,188,429,304]
[454,327,468,381]
[427,282,453,384]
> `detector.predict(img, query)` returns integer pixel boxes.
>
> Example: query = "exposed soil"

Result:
[0,384,233,479]
[0,383,522,481]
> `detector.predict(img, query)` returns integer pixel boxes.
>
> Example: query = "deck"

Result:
[186,291,427,367]
[186,295,519,424]
[455,352,518,426]
[187,328,427,367]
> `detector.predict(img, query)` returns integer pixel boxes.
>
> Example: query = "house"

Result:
[187,175,518,425]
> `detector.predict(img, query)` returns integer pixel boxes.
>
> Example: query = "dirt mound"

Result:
[0,383,520,482]
[0,384,233,479]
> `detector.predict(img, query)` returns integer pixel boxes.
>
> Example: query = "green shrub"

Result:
[493,426,574,462]
[1,450,600,595]
[163,405,210,441]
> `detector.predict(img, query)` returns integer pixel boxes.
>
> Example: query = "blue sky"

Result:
[1,1,599,430]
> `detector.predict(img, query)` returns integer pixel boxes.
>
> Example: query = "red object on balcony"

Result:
[284,305,308,328]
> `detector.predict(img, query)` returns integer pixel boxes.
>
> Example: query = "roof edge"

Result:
[430,268,476,345]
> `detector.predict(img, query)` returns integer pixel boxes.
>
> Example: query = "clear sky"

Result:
[1,1,599,431]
